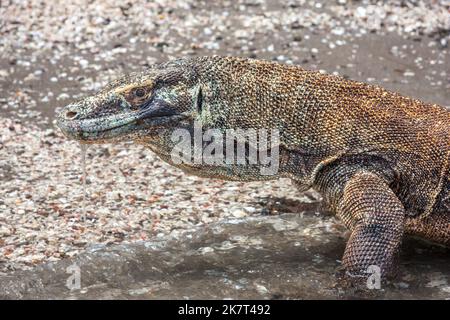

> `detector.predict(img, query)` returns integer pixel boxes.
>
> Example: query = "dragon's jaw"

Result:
[57,112,187,144]
[57,110,139,143]
[56,93,187,143]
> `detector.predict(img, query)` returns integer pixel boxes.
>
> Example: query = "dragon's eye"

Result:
[134,88,146,98]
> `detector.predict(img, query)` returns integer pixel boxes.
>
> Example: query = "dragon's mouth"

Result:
[57,110,185,143]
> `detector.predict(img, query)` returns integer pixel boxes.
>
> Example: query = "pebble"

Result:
[199,247,214,254]
[394,282,410,289]
[231,209,248,218]
[243,206,256,214]
[255,284,269,295]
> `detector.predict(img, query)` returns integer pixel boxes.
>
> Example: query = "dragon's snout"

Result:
[58,101,85,123]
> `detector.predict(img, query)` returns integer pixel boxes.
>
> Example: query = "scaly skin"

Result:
[57,56,450,283]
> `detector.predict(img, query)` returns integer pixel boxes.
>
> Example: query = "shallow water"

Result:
[0,214,448,299]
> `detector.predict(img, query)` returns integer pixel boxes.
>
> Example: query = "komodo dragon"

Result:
[57,56,449,284]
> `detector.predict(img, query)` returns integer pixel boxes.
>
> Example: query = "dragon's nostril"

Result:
[66,111,78,119]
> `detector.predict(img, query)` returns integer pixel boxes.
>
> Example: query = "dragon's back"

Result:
[196,57,450,221]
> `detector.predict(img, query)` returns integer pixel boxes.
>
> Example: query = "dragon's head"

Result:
[57,58,202,146]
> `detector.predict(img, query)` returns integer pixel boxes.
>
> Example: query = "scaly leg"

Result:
[336,171,405,279]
